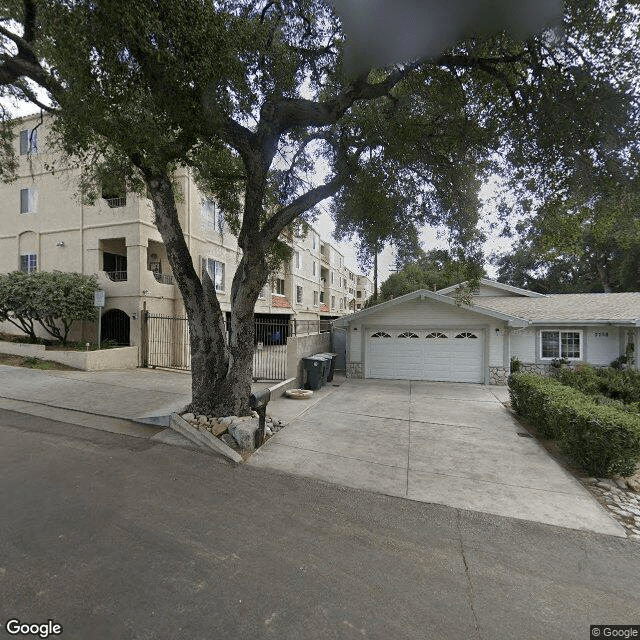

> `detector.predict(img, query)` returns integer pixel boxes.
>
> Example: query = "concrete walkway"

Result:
[249,379,625,537]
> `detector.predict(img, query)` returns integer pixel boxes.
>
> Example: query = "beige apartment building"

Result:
[0,114,373,349]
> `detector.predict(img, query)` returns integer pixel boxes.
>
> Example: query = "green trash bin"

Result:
[302,356,325,390]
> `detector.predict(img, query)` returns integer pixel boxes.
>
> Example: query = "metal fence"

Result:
[141,313,323,380]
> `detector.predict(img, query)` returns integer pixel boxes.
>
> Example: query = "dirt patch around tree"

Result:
[0,353,78,371]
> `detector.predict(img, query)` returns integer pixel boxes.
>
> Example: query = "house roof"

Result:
[437,278,547,298]
[332,288,530,327]
[475,293,640,325]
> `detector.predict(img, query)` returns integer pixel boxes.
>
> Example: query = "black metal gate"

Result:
[141,312,290,380]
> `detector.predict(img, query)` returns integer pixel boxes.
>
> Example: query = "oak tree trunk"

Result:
[144,167,267,417]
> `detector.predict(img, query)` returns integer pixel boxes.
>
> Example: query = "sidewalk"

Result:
[0,364,341,446]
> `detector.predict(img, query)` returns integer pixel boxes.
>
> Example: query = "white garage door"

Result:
[366,329,484,383]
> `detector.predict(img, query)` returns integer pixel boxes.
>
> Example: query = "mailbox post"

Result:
[250,388,271,448]
[94,290,105,349]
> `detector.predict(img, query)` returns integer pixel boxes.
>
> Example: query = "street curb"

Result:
[169,413,243,463]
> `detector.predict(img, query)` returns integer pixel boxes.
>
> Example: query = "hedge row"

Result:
[555,365,640,411]
[508,373,640,478]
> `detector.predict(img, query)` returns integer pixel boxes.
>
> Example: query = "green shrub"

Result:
[510,356,521,373]
[508,373,640,477]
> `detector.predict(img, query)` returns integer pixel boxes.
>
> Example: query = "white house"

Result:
[333,279,640,385]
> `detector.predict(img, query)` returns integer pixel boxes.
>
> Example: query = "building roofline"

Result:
[437,278,547,298]
[332,288,530,327]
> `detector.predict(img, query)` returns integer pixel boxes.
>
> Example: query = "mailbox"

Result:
[250,388,272,447]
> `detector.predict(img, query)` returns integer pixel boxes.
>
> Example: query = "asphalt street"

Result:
[0,408,638,640]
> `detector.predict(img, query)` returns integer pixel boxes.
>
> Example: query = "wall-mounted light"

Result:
[56,241,65,247]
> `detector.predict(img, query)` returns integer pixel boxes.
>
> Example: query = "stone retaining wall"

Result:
[489,366,509,385]
[346,362,364,379]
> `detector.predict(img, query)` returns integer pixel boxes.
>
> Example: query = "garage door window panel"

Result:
[426,332,448,338]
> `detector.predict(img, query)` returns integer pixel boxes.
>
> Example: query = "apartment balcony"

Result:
[153,272,175,285]
[105,270,128,282]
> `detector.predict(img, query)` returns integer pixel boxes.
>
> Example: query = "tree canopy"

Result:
[2,0,639,413]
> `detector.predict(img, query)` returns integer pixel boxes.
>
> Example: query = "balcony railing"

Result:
[153,272,174,285]
[104,196,127,208]
[105,270,128,282]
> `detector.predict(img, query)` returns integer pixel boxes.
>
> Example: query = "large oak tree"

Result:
[1,0,638,415]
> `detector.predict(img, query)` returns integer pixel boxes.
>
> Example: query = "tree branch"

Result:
[260,175,344,243]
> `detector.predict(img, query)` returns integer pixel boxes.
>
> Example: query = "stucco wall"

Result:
[0,341,138,370]
[286,332,331,384]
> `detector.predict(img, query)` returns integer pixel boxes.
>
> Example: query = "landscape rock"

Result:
[197,415,208,425]
[209,421,228,437]
[265,426,273,437]
[220,434,238,449]
[181,413,195,422]
[229,418,259,451]
[220,416,234,426]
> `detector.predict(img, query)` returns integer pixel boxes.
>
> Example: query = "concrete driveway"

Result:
[250,379,624,537]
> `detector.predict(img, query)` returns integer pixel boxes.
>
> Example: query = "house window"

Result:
[295,251,302,269]
[339,298,343,309]
[201,198,224,232]
[20,253,37,274]
[312,234,317,250]
[19,128,38,155]
[294,223,304,238]
[312,261,316,277]
[313,290,319,306]
[296,285,303,304]
[330,271,334,285]
[320,291,325,303]
[331,295,335,309]
[20,188,37,214]
[540,330,582,359]
[202,258,225,292]
[357,290,362,298]
[275,278,285,295]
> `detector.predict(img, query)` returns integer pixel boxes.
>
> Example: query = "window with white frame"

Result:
[19,128,38,155]
[201,198,224,233]
[20,253,37,274]
[296,285,303,304]
[274,278,285,295]
[540,330,582,359]
[295,251,302,269]
[201,258,225,292]
[313,290,319,306]
[20,188,37,214]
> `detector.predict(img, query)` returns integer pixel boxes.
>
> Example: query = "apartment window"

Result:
[320,291,325,303]
[357,290,362,298]
[296,285,303,304]
[258,286,266,299]
[331,295,335,309]
[312,234,317,250]
[330,271,334,285]
[339,256,343,267]
[216,208,225,233]
[20,188,37,214]
[274,278,285,295]
[20,253,37,274]
[19,128,38,155]
[339,298,343,309]
[540,330,582,360]
[202,258,225,292]
[294,223,304,238]
[295,251,302,269]
[313,291,319,306]
[312,261,317,277]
